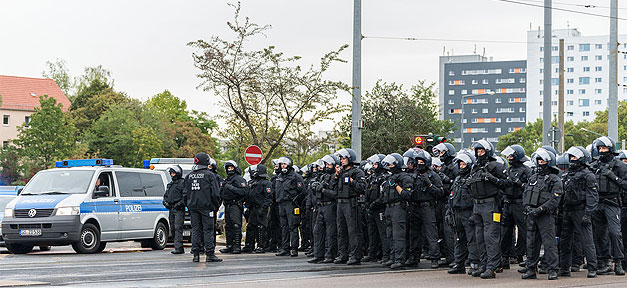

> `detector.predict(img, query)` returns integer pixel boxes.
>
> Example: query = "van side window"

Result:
[116,172,144,197]
[141,173,165,197]
[95,172,115,197]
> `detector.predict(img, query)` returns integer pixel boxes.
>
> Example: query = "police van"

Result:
[1,159,170,254]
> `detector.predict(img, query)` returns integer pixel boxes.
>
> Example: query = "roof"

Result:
[0,75,71,112]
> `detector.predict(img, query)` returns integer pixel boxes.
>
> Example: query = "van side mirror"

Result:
[17,188,23,195]
[93,186,110,198]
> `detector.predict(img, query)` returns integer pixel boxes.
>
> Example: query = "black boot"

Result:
[193,254,200,262]
[447,263,466,274]
[548,270,558,280]
[480,269,496,279]
[346,258,360,265]
[404,256,418,266]
[517,266,529,273]
[290,249,298,257]
[502,257,510,269]
[308,257,323,264]
[231,231,242,254]
[598,261,612,275]
[558,269,571,277]
[615,261,625,276]
[522,267,537,279]
[206,253,223,262]
[472,267,485,277]
[171,248,184,254]
[275,249,290,256]
[219,246,233,254]
[390,262,404,270]
[587,269,597,278]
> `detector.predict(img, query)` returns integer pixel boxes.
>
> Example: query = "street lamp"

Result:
[460,91,496,149]
[580,127,604,137]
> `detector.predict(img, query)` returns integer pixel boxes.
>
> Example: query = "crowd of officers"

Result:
[162,136,627,281]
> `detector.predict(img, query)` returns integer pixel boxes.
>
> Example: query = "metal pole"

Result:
[609,0,619,142]
[351,0,362,161]
[542,0,552,145]
[558,39,565,152]
[461,100,465,149]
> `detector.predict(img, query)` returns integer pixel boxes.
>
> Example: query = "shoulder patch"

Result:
[267,187,271,193]
[241,182,246,187]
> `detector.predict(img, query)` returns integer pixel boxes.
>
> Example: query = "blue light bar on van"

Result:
[150,158,161,164]
[55,159,114,168]
[143,160,151,169]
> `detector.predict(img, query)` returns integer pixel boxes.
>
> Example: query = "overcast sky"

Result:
[2,0,626,133]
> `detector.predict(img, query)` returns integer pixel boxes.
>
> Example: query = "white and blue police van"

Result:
[1,159,170,254]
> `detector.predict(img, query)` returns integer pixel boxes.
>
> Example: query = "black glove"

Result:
[445,213,455,227]
[485,173,500,185]
[581,213,592,226]
[528,207,543,217]
[162,200,172,210]
[174,201,185,210]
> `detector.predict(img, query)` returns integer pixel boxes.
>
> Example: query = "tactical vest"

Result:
[523,173,555,207]
[467,165,499,200]
[596,160,622,199]
[563,170,588,208]
[451,175,474,210]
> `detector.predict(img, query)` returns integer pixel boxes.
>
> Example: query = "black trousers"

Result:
[336,200,362,260]
[622,207,627,265]
[224,203,243,249]
[245,206,269,249]
[526,212,558,271]
[372,207,390,260]
[190,209,215,256]
[300,207,313,248]
[279,201,300,250]
[267,202,281,250]
[313,203,337,259]
[501,201,526,260]
[366,207,382,259]
[593,202,624,261]
[453,208,479,265]
[473,201,502,271]
[436,201,455,262]
[559,209,597,271]
[386,203,406,264]
[408,202,440,260]
[169,208,185,250]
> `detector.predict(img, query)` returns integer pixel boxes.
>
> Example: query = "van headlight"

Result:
[56,206,80,216]
[4,208,13,218]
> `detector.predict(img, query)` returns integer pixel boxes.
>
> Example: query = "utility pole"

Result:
[609,0,619,143]
[351,0,362,161]
[558,39,565,152]
[542,0,552,145]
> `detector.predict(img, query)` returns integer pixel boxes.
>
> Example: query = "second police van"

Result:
[1,159,170,254]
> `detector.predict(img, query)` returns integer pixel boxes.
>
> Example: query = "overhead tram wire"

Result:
[363,35,608,46]
[493,0,627,20]
[514,0,627,10]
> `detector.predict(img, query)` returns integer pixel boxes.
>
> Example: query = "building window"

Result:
[596,55,603,60]
[567,112,574,116]
[579,77,590,85]
[583,111,590,117]
[579,44,590,51]
[595,66,602,72]
[448,99,454,104]
[449,80,465,85]
[482,108,488,113]
[24,116,31,127]
[567,68,574,73]
[552,56,560,64]
[471,108,477,114]
[567,56,574,62]
[551,78,559,85]
[595,100,602,105]
[472,79,478,85]
[552,46,558,51]
[583,67,590,72]
[448,70,455,76]
[2,115,8,125]
[595,77,603,83]
[495,98,502,103]
[567,100,574,106]
[567,78,574,84]
[520,78,526,83]
[448,90,455,95]
[552,101,558,106]
[540,69,544,74]
[1,141,8,149]
[595,44,603,49]
[579,99,590,107]
[568,45,574,50]
[461,89,468,95]
[579,89,586,94]
[595,89,602,94]
[482,79,488,84]
[567,90,574,95]
[495,128,501,133]
[519,107,526,112]
[581,56,588,61]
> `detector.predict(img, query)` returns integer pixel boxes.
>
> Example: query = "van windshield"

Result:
[21,170,95,195]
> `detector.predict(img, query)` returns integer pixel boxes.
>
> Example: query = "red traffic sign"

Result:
[244,145,263,165]
[414,136,424,146]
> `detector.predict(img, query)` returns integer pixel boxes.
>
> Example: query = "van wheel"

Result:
[95,242,107,253]
[148,222,168,250]
[5,243,34,254]
[39,246,51,251]
[72,223,100,254]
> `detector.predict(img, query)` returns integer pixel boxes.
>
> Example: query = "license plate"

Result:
[183,230,191,237]
[19,229,42,237]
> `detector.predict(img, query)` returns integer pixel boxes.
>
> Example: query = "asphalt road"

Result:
[1,243,627,287]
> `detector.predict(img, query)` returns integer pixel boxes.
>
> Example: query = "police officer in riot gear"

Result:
[275,157,301,257]
[500,145,531,268]
[183,152,222,262]
[619,151,627,269]
[267,159,282,252]
[363,154,388,263]
[432,143,459,266]
[380,153,413,269]
[308,154,340,264]
[219,160,247,254]
[334,148,367,265]
[164,165,186,254]
[591,136,627,275]
[242,164,273,253]
[521,148,562,280]
[447,151,479,275]
[467,140,510,279]
[558,146,599,278]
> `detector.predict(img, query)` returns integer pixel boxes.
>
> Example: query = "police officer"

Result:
[308,155,339,264]
[619,150,627,269]
[267,159,282,252]
[163,165,186,254]
[183,152,222,262]
[590,136,627,275]
[334,148,367,265]
[500,145,531,269]
[363,154,388,263]
[406,149,444,269]
[432,143,459,267]
[275,157,301,257]
[242,164,273,253]
[521,148,562,280]
[380,153,413,269]
[447,151,479,275]
[467,140,510,279]
[208,158,223,247]
[219,160,247,254]
[293,165,311,252]
[558,146,599,278]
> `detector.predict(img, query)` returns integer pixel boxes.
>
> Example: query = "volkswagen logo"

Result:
[28,209,37,218]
